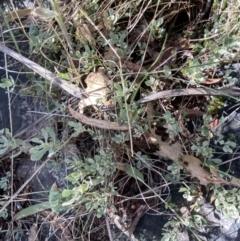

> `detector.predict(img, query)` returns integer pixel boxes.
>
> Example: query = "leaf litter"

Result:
[146,102,240,188]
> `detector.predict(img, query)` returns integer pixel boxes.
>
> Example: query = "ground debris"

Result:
[28,223,39,241]
[179,155,240,187]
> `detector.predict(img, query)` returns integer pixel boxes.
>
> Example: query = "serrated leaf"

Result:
[13,202,50,220]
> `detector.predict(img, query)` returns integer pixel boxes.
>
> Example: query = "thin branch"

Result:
[0,43,86,98]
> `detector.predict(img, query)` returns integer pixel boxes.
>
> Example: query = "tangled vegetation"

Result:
[0,0,240,240]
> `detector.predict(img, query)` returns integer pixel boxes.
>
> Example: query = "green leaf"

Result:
[79,184,89,194]
[0,146,9,155]
[0,78,14,88]
[86,158,95,164]
[41,129,49,142]
[85,201,92,211]
[179,187,187,193]
[163,65,171,77]
[13,202,50,220]
[46,127,56,143]
[223,145,233,153]
[62,189,73,197]
[31,138,43,144]
[126,166,144,182]
[62,196,77,207]
[57,72,70,80]
[117,163,144,182]
[211,158,222,164]
[49,183,65,213]
[30,147,48,161]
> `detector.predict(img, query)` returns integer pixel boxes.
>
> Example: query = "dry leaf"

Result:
[104,47,122,62]
[179,155,240,187]
[210,117,219,129]
[4,7,57,26]
[28,223,39,241]
[146,102,183,161]
[145,98,240,188]
[4,9,32,23]
[20,185,30,205]
[155,141,182,161]
[149,43,177,71]
[102,16,111,32]
[179,155,215,186]
[78,70,109,112]
[76,23,96,45]
[55,218,74,241]
[201,78,222,85]
[32,7,56,19]
[122,60,146,72]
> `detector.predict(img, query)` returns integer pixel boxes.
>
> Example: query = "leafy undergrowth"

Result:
[1,0,240,240]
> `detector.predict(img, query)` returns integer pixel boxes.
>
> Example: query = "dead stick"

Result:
[68,104,130,131]
[137,88,240,104]
[0,43,86,98]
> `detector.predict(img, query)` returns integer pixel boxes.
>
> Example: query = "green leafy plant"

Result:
[211,186,240,219]
[57,149,117,218]
[162,110,183,139]
[161,219,181,241]
[166,161,183,182]
[0,77,15,89]
[29,126,60,161]
[0,129,25,158]
[0,172,11,191]
[150,18,165,39]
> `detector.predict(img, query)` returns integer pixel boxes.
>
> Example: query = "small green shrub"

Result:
[57,149,117,218]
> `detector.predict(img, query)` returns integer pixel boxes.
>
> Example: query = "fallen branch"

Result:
[137,88,240,104]
[0,43,86,98]
[68,104,131,131]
